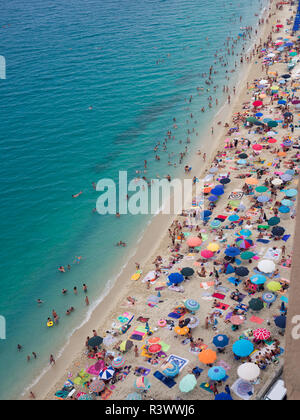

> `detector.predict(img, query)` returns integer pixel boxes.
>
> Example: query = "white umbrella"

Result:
[259,79,268,85]
[272,178,283,186]
[258,260,276,274]
[237,363,260,381]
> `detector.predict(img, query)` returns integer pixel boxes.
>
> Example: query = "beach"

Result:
[19,0,300,401]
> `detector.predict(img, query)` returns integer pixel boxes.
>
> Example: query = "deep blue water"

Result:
[0,0,266,399]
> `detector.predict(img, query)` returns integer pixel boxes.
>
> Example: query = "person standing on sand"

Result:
[50,355,55,366]
[29,391,36,399]
[134,345,139,357]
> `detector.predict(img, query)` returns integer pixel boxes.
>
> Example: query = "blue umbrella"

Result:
[283,140,293,147]
[256,112,263,117]
[232,339,254,357]
[268,216,280,226]
[235,266,249,277]
[239,229,252,237]
[278,99,286,104]
[208,366,227,381]
[278,206,290,214]
[208,195,219,202]
[225,247,240,257]
[250,274,267,285]
[168,273,184,285]
[184,299,200,312]
[257,195,270,203]
[275,315,286,329]
[201,210,212,219]
[215,392,233,400]
[211,188,224,196]
[280,174,292,182]
[272,226,285,237]
[281,199,293,207]
[163,362,180,378]
[262,292,276,304]
[213,334,229,348]
[285,169,295,176]
[228,214,240,222]
[237,159,247,165]
[219,178,231,185]
[210,220,221,228]
[283,189,297,197]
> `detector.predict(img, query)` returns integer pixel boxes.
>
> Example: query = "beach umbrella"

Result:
[168,273,184,285]
[174,326,190,336]
[237,363,260,381]
[184,299,200,312]
[215,392,233,400]
[87,336,103,348]
[267,120,278,128]
[292,99,300,104]
[207,242,220,252]
[267,281,282,292]
[210,167,219,174]
[228,214,240,222]
[188,316,200,329]
[200,210,212,219]
[281,199,293,207]
[179,374,197,393]
[148,344,162,354]
[225,247,240,257]
[78,394,93,400]
[246,177,259,186]
[230,315,245,326]
[280,174,292,182]
[283,140,293,147]
[258,259,276,273]
[89,379,105,393]
[255,112,263,117]
[236,238,253,249]
[198,349,217,364]
[281,74,291,78]
[238,153,248,159]
[111,356,125,369]
[278,99,286,105]
[99,366,115,381]
[134,376,151,391]
[262,292,276,304]
[201,249,214,259]
[257,195,270,203]
[181,267,195,277]
[239,229,252,238]
[241,251,255,260]
[247,116,259,123]
[208,195,219,202]
[211,187,224,196]
[272,178,283,186]
[278,205,290,214]
[213,334,229,348]
[250,274,267,285]
[255,186,269,193]
[219,178,231,185]
[237,159,247,165]
[163,362,180,378]
[249,298,264,311]
[148,336,161,345]
[187,237,202,247]
[119,340,133,352]
[126,392,142,400]
[283,189,297,197]
[252,144,263,151]
[235,267,249,277]
[232,339,254,357]
[275,315,286,329]
[268,217,280,226]
[253,328,271,341]
[271,226,285,237]
[268,138,277,144]
[208,366,226,381]
[253,100,263,107]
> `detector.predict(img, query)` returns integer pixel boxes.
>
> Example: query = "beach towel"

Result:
[135,367,151,376]
[218,360,231,371]
[227,277,241,285]
[137,317,149,323]
[101,388,113,400]
[282,234,291,242]
[249,316,264,324]
[257,239,270,244]
[153,371,177,388]
[200,382,214,393]
[212,293,226,300]
[216,286,230,294]
[86,360,105,376]
[159,342,170,352]
[167,355,188,371]
[215,302,230,311]
[264,247,281,261]
[280,296,288,303]
[231,379,254,400]
[200,281,214,288]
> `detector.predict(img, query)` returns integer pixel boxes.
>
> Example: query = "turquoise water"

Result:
[0,0,267,399]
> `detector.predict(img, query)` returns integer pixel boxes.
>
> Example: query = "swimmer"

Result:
[83,284,88,293]
[58,266,65,273]
[62,289,68,295]
[37,299,44,305]
[74,256,82,264]
[72,191,83,198]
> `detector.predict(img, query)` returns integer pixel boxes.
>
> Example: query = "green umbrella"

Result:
[241,251,255,260]
[268,217,280,226]
[267,281,281,292]
[255,186,269,193]
[267,120,278,128]
[179,374,197,393]
[258,225,270,230]
[246,116,259,124]
[249,298,264,311]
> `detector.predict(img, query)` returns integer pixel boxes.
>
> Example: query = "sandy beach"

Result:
[24,0,299,401]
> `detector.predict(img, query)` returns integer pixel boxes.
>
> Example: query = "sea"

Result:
[0,0,268,399]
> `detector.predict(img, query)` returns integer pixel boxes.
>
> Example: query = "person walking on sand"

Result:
[29,391,36,399]
[134,345,139,357]
[50,354,55,366]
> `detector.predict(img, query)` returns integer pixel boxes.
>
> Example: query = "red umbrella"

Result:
[252,144,263,151]
[253,328,271,340]
[148,344,162,354]
[253,100,263,107]
[276,24,283,28]
[268,138,277,144]
[201,250,214,259]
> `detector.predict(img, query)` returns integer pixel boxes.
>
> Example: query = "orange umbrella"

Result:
[174,326,190,336]
[277,151,286,157]
[148,337,161,345]
[187,237,202,247]
[198,349,217,364]
[245,177,259,185]
[203,187,212,194]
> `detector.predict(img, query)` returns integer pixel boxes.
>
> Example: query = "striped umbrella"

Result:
[89,379,105,393]
[253,328,271,341]
[111,356,125,369]
[262,292,276,304]
[184,299,200,312]
[163,362,180,378]
[99,366,115,381]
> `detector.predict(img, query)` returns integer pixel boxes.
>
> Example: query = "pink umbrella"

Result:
[253,328,271,340]
[148,344,162,354]
[253,100,263,107]
[187,237,202,247]
[268,138,277,144]
[201,250,214,259]
[252,144,263,151]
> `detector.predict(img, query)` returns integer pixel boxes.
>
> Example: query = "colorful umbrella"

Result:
[99,366,115,381]
[111,356,125,369]
[198,349,217,364]
[89,379,105,393]
[213,334,229,348]
[253,328,271,341]
[262,292,276,304]
[267,281,281,292]
[232,339,254,357]
[163,362,180,378]
[208,366,226,381]
[184,299,200,312]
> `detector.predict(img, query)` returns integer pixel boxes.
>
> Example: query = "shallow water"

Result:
[0,0,266,399]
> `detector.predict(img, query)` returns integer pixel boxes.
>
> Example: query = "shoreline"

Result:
[23,0,291,400]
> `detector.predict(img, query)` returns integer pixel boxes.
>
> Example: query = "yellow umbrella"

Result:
[207,242,220,252]
[174,326,190,336]
[267,281,281,292]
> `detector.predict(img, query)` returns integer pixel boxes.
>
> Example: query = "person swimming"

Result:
[72,191,83,198]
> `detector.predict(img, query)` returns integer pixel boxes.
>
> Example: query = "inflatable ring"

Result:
[47,321,54,328]
[158,319,167,328]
